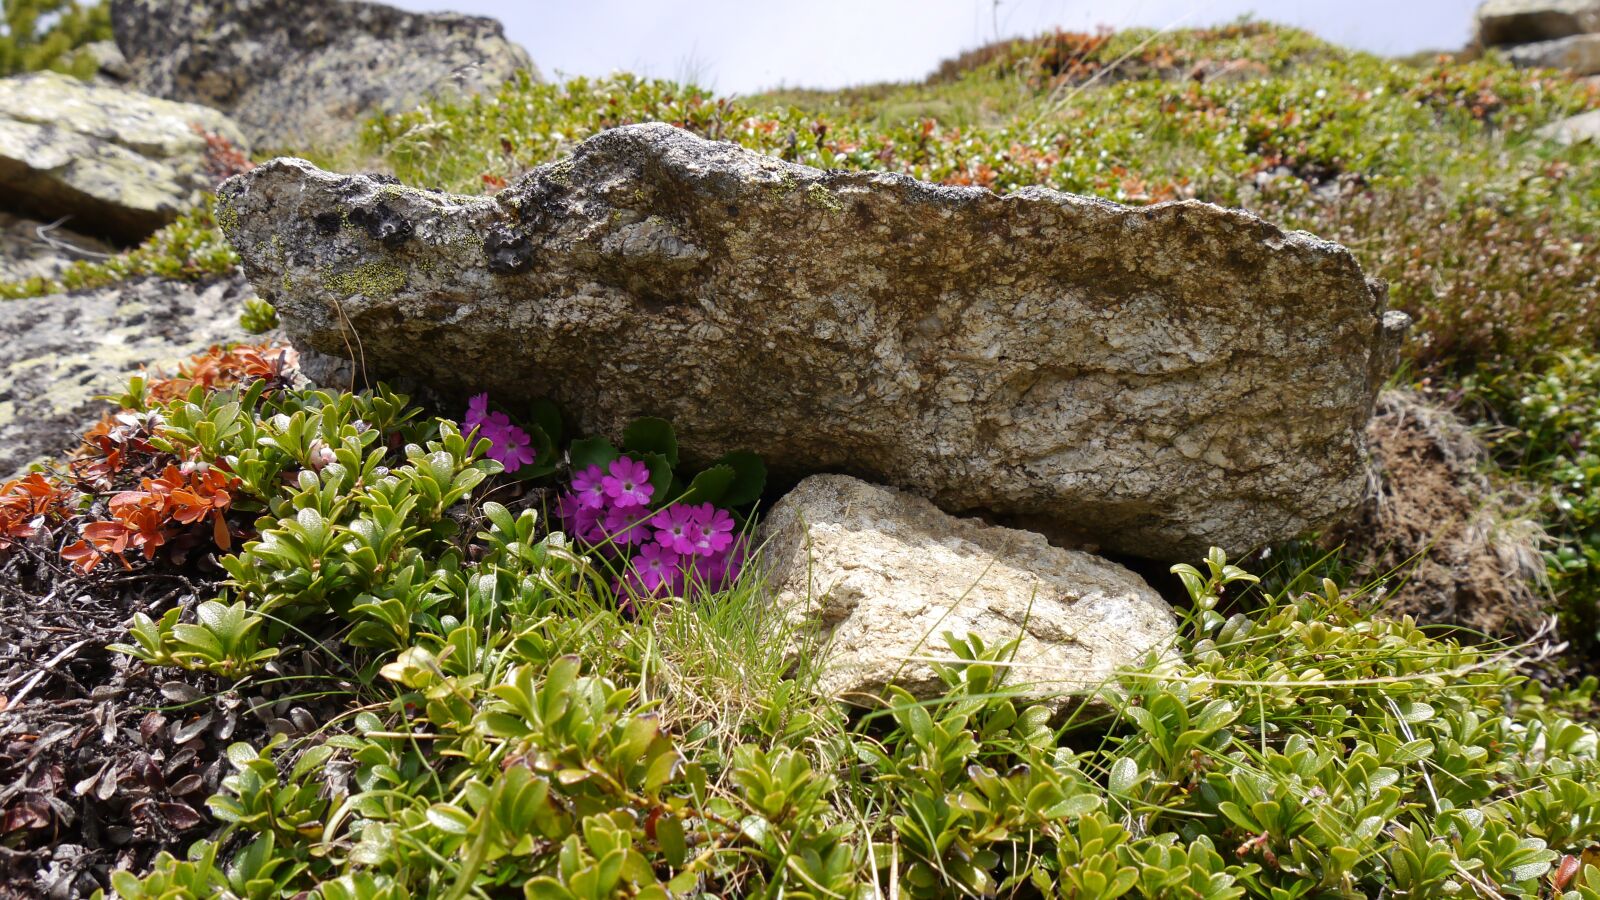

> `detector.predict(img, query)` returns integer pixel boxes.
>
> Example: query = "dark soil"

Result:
[0,544,344,898]
[1328,390,1549,641]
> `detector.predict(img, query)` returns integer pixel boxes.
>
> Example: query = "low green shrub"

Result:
[0,0,109,79]
[82,358,1600,897]
[1472,349,1600,652]
[0,200,241,300]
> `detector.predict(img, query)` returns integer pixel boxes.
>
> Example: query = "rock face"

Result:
[110,0,534,150]
[0,211,112,284]
[219,124,1407,560]
[1538,107,1600,142]
[1477,0,1600,45]
[0,276,250,477]
[1506,32,1600,72]
[757,475,1176,706]
[0,71,249,243]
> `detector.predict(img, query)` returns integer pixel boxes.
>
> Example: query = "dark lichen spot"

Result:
[348,202,414,248]
[484,225,534,275]
[313,212,343,236]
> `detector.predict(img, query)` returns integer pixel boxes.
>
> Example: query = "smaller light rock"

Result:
[758,475,1177,708]
[81,40,133,84]
[0,71,250,242]
[1505,31,1600,72]
[1537,107,1600,143]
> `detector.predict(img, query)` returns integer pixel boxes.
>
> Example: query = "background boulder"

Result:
[110,0,534,150]
[1506,32,1600,73]
[220,125,1407,560]
[0,71,249,242]
[1477,0,1600,45]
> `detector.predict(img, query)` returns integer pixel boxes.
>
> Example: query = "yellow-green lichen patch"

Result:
[214,196,240,234]
[805,181,843,213]
[321,260,408,299]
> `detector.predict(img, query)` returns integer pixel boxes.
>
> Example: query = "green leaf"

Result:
[426,803,475,835]
[568,436,619,471]
[528,398,564,446]
[1108,757,1144,795]
[713,450,765,507]
[680,464,735,506]
[636,452,674,504]
[623,417,678,467]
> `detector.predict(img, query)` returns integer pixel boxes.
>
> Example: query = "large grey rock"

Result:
[1477,0,1600,45]
[0,276,249,477]
[218,124,1407,560]
[757,475,1176,706]
[0,71,249,243]
[110,0,535,150]
[1538,107,1600,142]
[0,212,112,285]
[1505,32,1600,72]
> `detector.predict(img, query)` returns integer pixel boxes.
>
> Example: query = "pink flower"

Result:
[603,504,651,547]
[631,542,680,594]
[489,424,536,473]
[652,503,699,555]
[557,493,605,544]
[602,456,653,508]
[465,393,490,429]
[692,551,726,590]
[481,411,514,437]
[571,464,608,509]
[689,503,735,556]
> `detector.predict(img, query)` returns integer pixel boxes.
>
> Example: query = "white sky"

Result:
[389,0,1483,94]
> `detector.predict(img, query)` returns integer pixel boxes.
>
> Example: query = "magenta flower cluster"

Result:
[557,455,747,597]
[465,393,535,474]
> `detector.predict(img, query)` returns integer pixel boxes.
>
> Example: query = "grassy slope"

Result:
[11,22,1600,896]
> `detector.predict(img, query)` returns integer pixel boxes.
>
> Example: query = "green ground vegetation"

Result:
[0,0,110,78]
[104,374,1600,898]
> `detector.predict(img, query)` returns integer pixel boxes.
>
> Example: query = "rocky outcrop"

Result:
[1538,107,1600,142]
[1477,0,1600,45]
[110,0,534,150]
[1477,0,1600,72]
[0,276,250,477]
[757,475,1175,706]
[0,71,249,243]
[218,124,1407,560]
[0,212,112,284]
